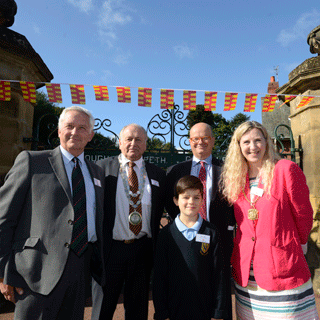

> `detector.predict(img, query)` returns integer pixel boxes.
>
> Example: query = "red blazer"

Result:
[231,159,313,291]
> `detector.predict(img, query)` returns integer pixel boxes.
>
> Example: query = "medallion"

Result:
[129,211,142,225]
[248,208,259,220]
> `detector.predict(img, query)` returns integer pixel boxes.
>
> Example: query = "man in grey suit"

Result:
[91,124,166,320]
[0,106,104,320]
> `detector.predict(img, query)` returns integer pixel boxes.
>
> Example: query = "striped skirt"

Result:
[235,269,319,319]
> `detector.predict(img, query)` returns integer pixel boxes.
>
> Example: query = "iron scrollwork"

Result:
[147,104,190,152]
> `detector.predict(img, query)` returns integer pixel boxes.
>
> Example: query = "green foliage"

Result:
[186,105,250,159]
[147,137,172,152]
[33,91,64,148]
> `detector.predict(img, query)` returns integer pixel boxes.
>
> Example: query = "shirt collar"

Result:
[175,214,203,232]
[120,153,143,169]
[60,145,85,165]
[192,154,212,167]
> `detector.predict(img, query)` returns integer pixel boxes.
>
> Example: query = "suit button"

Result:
[68,220,74,225]
[65,243,70,248]
[252,237,255,241]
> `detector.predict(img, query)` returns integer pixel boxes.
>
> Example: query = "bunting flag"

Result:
[116,87,131,103]
[297,96,314,108]
[204,91,217,111]
[183,90,196,110]
[160,89,174,109]
[262,95,277,112]
[279,95,295,108]
[94,85,109,101]
[70,84,86,105]
[45,83,62,103]
[20,81,36,103]
[243,93,258,112]
[138,87,152,107]
[0,81,11,101]
[224,92,238,111]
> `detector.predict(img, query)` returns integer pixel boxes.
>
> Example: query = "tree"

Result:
[147,137,172,152]
[33,91,64,149]
[186,105,250,159]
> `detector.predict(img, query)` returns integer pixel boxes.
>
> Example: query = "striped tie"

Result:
[128,161,142,235]
[199,161,207,220]
[71,157,88,256]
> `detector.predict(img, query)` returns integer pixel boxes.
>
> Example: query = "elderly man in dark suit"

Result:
[0,106,104,320]
[165,122,235,320]
[91,123,166,320]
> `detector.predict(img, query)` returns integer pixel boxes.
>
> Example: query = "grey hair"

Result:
[119,124,148,141]
[58,106,95,131]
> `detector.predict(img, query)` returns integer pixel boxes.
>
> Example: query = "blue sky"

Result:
[10,0,320,138]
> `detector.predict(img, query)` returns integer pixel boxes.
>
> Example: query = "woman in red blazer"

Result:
[220,121,318,319]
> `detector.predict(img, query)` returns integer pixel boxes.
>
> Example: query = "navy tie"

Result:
[71,157,88,256]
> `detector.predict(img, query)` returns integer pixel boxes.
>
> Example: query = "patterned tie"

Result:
[128,161,142,235]
[70,157,88,256]
[199,161,207,220]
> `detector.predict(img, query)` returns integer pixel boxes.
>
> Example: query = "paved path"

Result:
[1,292,320,319]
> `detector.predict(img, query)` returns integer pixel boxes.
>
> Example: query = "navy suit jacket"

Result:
[96,156,166,286]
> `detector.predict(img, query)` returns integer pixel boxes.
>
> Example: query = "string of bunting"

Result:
[0,80,318,112]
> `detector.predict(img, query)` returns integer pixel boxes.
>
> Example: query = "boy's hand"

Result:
[0,278,24,303]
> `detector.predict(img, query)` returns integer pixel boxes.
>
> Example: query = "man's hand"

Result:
[0,278,23,303]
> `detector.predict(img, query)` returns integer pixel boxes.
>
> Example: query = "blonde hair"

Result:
[220,121,281,204]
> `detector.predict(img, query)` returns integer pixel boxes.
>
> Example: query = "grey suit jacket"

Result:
[0,147,104,295]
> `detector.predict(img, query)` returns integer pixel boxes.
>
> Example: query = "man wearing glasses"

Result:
[165,122,234,320]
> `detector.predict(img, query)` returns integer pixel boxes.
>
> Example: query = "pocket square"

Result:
[94,178,102,187]
[151,179,159,187]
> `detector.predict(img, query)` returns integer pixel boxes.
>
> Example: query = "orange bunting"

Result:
[224,92,238,111]
[20,81,36,103]
[116,87,131,103]
[94,85,109,101]
[46,83,62,103]
[0,81,11,101]
[160,89,174,109]
[70,84,86,105]
[138,88,152,107]
[262,95,277,112]
[243,93,258,112]
[297,96,314,108]
[279,95,295,108]
[183,90,196,110]
[204,91,217,111]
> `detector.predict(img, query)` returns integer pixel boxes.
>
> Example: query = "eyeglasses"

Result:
[189,136,212,143]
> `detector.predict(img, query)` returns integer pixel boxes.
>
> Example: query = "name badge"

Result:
[151,179,159,187]
[196,234,210,244]
[251,186,264,197]
[94,178,102,187]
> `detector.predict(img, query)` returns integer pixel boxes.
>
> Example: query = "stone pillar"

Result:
[289,93,320,294]
[277,55,320,294]
[0,28,53,183]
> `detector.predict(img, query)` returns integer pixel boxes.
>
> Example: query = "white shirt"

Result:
[113,153,152,240]
[60,146,97,242]
[190,154,213,221]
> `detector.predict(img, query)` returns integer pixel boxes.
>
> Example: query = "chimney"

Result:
[268,76,279,94]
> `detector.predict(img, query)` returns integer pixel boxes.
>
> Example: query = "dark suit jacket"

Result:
[96,156,166,287]
[165,158,235,263]
[0,147,104,295]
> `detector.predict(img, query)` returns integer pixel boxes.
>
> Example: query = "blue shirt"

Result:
[175,214,203,241]
[190,154,213,221]
[60,146,97,242]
